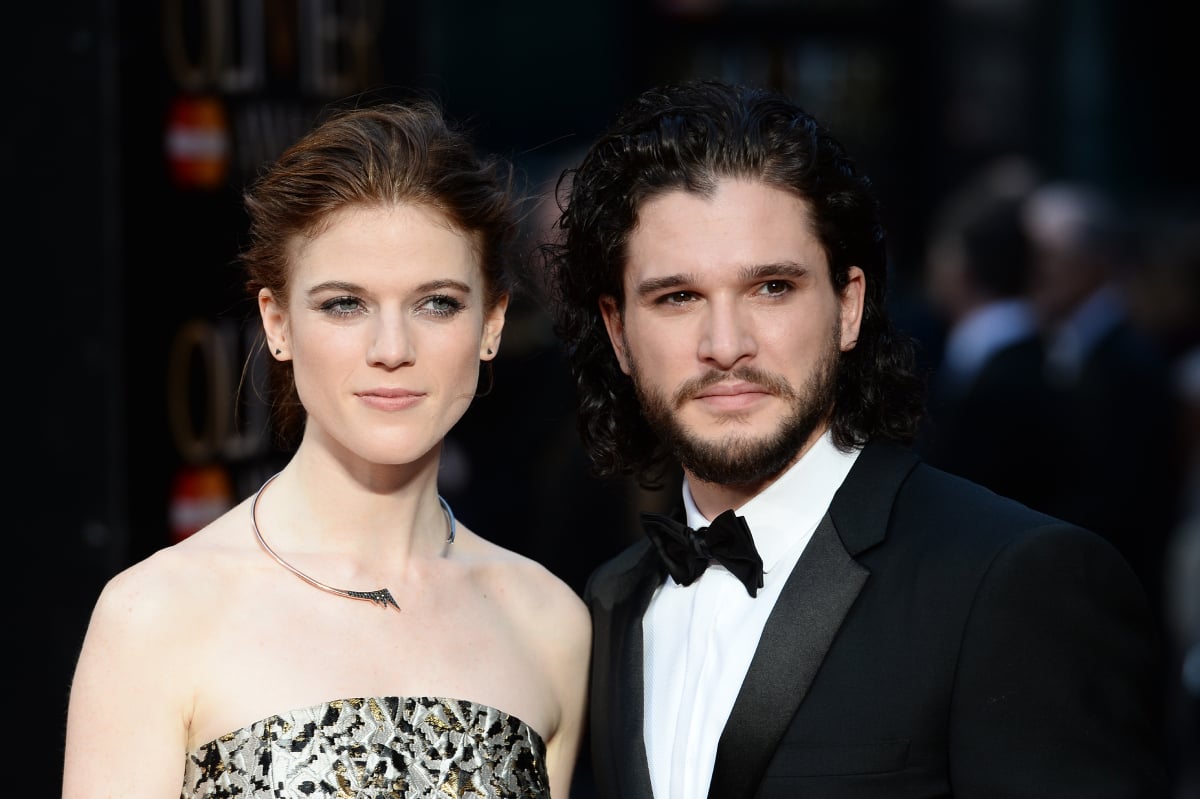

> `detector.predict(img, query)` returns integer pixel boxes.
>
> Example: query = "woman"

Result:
[63,100,590,798]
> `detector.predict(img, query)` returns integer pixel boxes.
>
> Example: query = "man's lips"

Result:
[691,382,772,411]
[694,381,767,399]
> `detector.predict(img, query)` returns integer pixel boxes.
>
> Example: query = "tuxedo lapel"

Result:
[828,438,919,555]
[708,513,869,799]
[586,540,663,799]
[705,440,916,798]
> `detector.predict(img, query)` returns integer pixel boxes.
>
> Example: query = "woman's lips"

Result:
[357,389,424,411]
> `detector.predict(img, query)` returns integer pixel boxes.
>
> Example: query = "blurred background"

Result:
[11,0,1196,796]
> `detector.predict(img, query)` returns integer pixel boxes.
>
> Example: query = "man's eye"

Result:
[660,291,695,305]
[761,280,791,296]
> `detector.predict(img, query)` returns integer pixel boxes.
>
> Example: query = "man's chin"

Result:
[675,438,788,481]
[682,459,789,489]
[677,423,781,453]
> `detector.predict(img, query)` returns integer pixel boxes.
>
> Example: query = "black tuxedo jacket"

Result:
[583,439,1166,798]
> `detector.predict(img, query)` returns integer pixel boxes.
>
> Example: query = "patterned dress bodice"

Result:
[181,696,550,798]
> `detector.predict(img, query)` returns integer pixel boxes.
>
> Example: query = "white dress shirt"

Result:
[1044,284,1125,385]
[939,298,1038,388]
[642,431,861,798]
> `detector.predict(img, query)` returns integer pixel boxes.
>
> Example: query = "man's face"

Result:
[599,178,864,488]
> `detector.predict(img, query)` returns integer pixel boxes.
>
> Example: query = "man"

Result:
[918,171,1068,514]
[1023,180,1181,622]
[543,79,1166,798]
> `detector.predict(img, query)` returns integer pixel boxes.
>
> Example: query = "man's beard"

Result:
[627,325,841,487]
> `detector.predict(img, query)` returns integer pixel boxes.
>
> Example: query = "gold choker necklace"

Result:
[250,472,457,611]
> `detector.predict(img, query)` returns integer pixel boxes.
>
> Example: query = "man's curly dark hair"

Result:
[541,79,926,489]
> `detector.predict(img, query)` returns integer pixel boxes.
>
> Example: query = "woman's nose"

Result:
[366,314,416,367]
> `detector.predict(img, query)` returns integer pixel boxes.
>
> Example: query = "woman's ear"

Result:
[480,293,510,360]
[258,288,290,360]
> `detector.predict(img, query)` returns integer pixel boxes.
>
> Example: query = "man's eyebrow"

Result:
[633,262,810,296]
[742,261,809,280]
[633,274,693,297]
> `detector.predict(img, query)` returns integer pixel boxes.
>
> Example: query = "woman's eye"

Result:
[421,294,465,316]
[319,296,363,316]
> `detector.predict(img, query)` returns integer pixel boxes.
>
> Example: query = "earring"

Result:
[486,347,493,355]
[275,348,282,355]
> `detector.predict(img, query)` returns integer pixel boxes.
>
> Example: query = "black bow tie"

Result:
[641,509,764,597]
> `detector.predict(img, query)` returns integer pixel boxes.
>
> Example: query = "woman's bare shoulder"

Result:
[453,526,591,769]
[88,500,254,637]
[454,524,590,647]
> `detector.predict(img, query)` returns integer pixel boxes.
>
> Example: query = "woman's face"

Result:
[259,203,506,468]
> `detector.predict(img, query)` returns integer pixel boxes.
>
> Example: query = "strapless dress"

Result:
[180,696,549,798]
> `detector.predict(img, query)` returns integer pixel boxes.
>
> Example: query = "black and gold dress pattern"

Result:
[181,696,549,798]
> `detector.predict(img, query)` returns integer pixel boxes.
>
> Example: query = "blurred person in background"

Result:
[1022,180,1184,628]
[1167,344,1200,798]
[1137,206,1200,798]
[63,100,589,799]
[918,157,1069,513]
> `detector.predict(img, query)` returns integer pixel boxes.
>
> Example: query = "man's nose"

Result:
[697,298,757,369]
